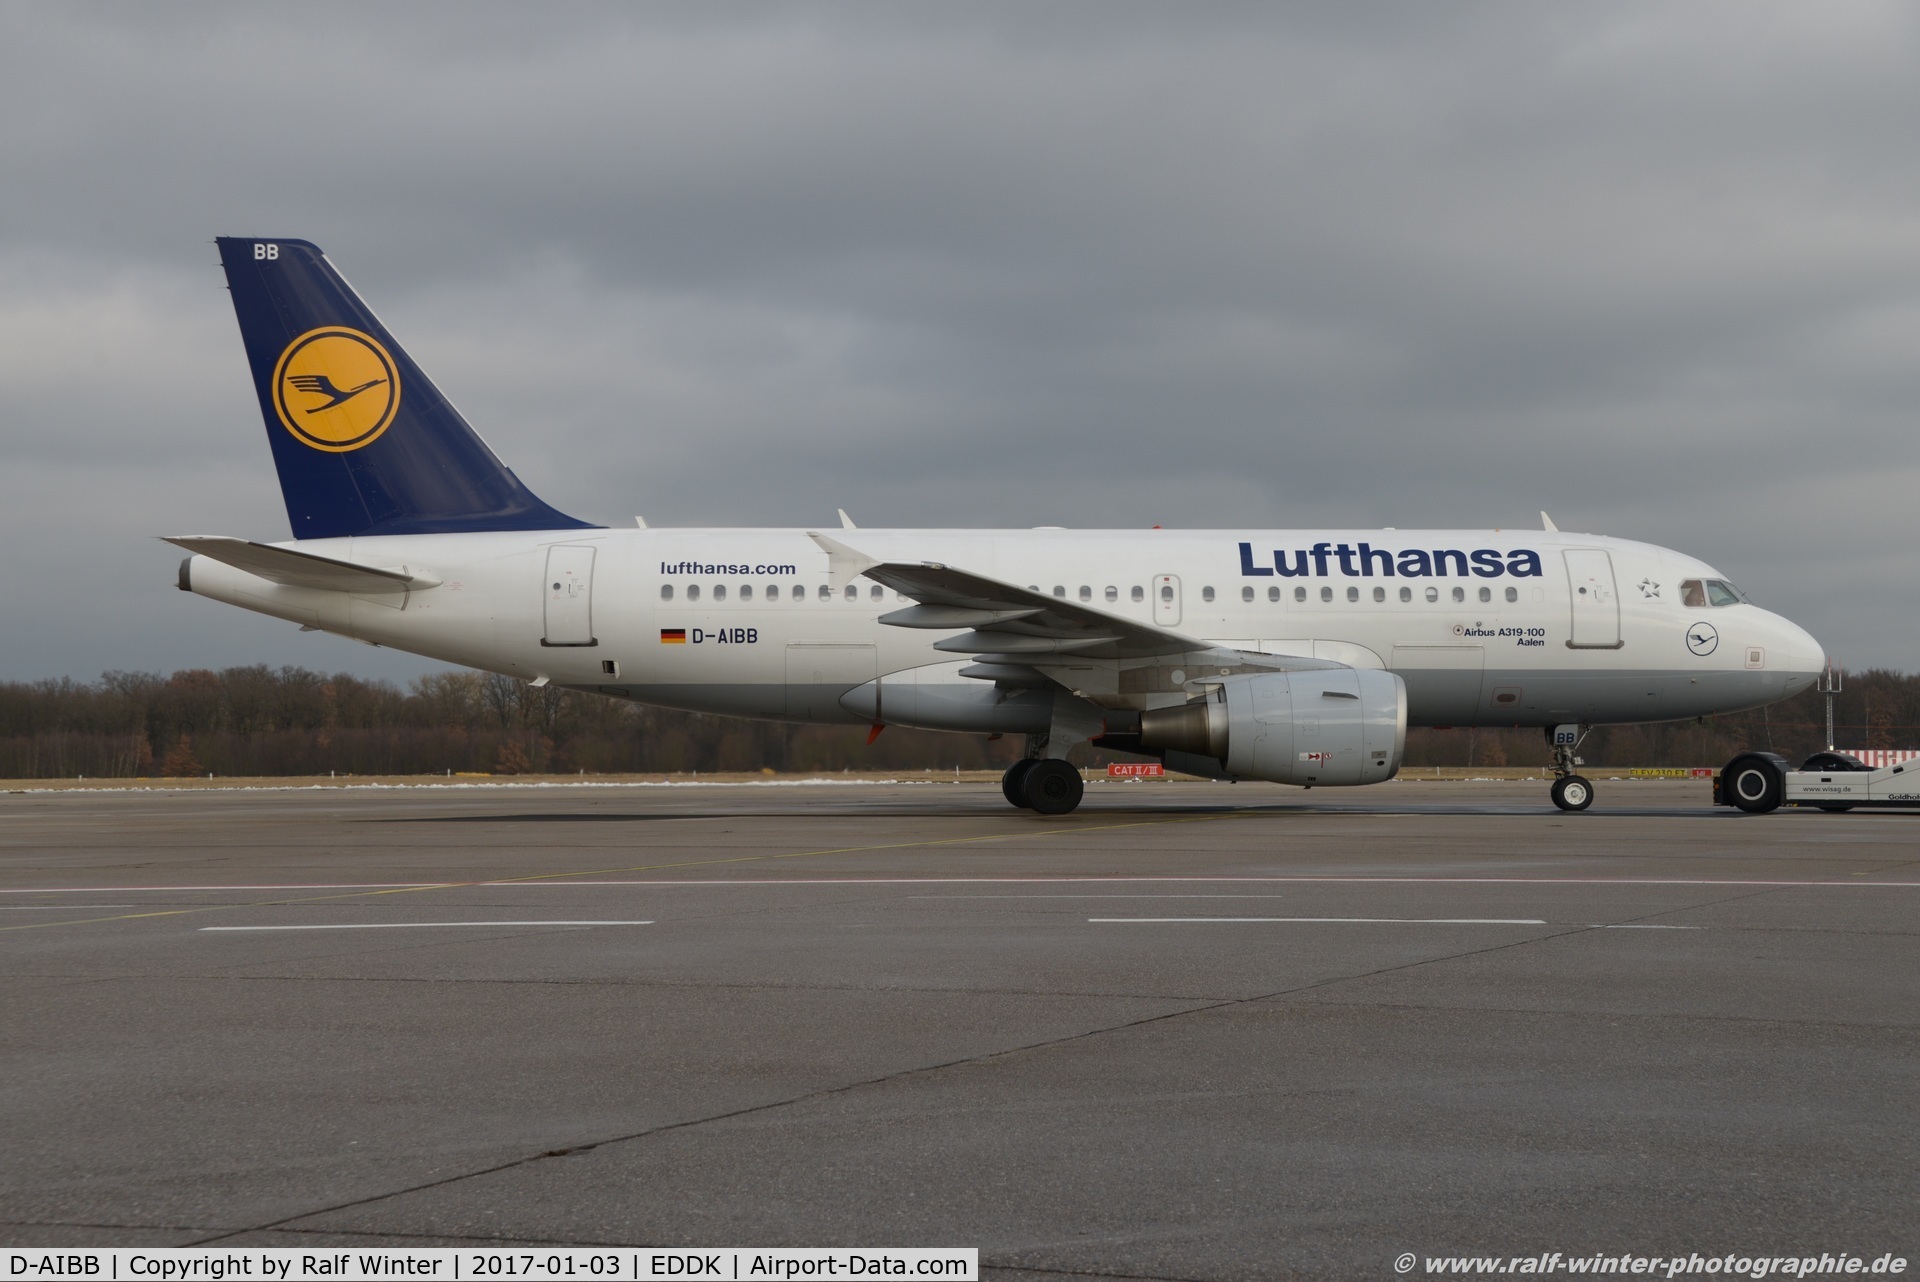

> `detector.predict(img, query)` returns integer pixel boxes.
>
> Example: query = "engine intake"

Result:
[1139,668,1407,786]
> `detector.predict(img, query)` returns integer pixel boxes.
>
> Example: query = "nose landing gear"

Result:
[1547,723,1595,812]
[1549,774,1594,811]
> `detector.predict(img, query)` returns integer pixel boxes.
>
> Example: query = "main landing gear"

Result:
[1547,723,1594,812]
[1000,758,1085,815]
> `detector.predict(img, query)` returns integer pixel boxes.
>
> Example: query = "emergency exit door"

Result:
[1563,549,1621,649]
[1153,575,1182,627]
[542,545,597,647]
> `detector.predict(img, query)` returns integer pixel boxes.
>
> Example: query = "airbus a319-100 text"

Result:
[170,238,1825,814]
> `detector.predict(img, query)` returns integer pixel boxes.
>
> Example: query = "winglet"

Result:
[838,509,858,529]
[806,531,881,590]
[1541,511,1559,532]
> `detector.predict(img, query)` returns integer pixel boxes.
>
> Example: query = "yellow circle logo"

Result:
[271,327,401,452]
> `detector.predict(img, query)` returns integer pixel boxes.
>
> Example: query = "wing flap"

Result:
[851,557,1206,660]
[808,533,1354,677]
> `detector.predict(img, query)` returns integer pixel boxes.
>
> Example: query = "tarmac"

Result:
[1,778,1915,1277]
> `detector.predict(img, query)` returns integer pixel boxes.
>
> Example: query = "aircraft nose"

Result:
[1768,613,1825,692]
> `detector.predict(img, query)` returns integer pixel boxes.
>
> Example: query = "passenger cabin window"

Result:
[791,584,804,601]
[1504,586,1518,603]
[1242,586,1255,603]
[687,584,701,601]
[740,584,753,601]
[1202,586,1215,603]
[1399,586,1411,603]
[1451,586,1464,603]
[1079,585,1092,602]
[1346,586,1359,603]
[1425,586,1439,603]
[660,584,673,601]
[870,584,884,601]
[1105,586,1119,602]
[1478,586,1491,603]
[1053,585,1066,598]
[1320,586,1332,603]
[1268,586,1281,603]
[766,584,779,601]
[844,585,858,601]
[1160,585,1174,602]
[817,584,831,601]
[1132,586,1145,603]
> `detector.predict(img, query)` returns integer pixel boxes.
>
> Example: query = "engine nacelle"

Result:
[1139,668,1407,786]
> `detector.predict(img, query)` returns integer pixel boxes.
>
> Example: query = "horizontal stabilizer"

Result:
[164,536,437,593]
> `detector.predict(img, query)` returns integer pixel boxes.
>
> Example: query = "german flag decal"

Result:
[659,628,687,644]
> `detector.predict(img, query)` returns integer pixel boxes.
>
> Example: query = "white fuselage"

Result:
[183,526,1826,734]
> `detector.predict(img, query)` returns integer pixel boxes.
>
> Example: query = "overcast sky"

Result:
[2,2,1917,683]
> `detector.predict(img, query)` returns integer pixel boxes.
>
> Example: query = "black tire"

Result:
[1550,775,1594,812]
[1723,754,1784,814]
[1816,805,1857,813]
[1801,752,1868,773]
[1021,759,1085,815]
[1001,759,1038,809]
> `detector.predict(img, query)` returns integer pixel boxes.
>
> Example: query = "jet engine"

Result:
[1138,668,1407,786]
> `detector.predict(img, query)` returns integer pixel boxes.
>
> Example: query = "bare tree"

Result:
[480,672,521,730]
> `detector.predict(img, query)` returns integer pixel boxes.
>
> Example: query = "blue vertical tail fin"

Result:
[216,237,596,539]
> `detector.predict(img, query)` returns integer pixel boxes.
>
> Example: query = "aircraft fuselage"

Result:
[184,525,1823,732]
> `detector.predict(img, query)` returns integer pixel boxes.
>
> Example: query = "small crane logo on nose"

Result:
[1686,623,1719,656]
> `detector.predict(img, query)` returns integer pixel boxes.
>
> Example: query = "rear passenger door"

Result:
[542,545,597,647]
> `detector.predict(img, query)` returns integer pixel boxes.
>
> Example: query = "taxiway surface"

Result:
[2,780,1915,1277]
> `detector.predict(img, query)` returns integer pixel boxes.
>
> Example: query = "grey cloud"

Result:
[0,1,1916,681]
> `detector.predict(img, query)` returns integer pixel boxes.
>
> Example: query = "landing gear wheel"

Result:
[1550,775,1594,812]
[1723,754,1784,814]
[1021,759,1085,815]
[1001,759,1038,809]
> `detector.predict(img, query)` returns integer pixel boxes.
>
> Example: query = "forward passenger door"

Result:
[1563,550,1621,649]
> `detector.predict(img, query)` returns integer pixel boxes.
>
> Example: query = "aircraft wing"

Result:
[809,532,1343,669]
[163,536,439,594]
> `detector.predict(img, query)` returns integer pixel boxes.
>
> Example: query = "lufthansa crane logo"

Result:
[271,326,401,452]
[1686,622,1719,656]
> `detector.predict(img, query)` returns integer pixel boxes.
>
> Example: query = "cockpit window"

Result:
[1682,578,1748,608]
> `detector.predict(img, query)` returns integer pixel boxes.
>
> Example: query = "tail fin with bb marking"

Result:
[216,237,595,540]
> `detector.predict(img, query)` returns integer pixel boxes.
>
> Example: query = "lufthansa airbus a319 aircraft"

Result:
[171,238,1826,814]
